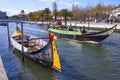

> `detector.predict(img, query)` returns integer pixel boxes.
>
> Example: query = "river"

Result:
[0,23,120,80]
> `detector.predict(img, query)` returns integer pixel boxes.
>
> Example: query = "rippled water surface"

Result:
[0,23,120,80]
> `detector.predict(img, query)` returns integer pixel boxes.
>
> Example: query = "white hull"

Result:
[11,37,28,52]
[11,35,47,53]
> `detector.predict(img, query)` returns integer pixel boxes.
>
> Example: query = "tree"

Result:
[90,3,114,22]
[72,4,80,21]
[93,3,106,21]
[27,12,33,21]
[43,8,51,21]
[21,10,25,14]
[60,9,69,25]
[106,5,113,14]
[20,10,25,20]
[35,11,44,21]
[27,12,37,21]
[10,15,19,20]
[52,2,57,21]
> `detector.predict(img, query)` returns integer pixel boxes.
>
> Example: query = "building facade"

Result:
[0,11,7,19]
[112,7,120,20]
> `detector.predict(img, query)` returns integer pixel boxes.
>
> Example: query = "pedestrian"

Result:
[82,26,87,33]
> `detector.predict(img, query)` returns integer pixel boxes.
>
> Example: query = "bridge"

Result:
[0,19,22,23]
[0,19,24,26]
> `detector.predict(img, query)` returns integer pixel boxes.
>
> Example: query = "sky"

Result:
[0,0,120,16]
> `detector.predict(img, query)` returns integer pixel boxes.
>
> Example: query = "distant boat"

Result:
[48,24,117,42]
[11,27,62,72]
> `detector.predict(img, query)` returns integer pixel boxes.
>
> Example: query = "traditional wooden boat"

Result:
[11,27,62,72]
[48,24,117,42]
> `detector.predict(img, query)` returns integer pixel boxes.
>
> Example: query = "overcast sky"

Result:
[0,0,119,16]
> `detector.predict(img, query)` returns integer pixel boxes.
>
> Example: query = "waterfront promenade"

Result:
[66,21,120,29]
[33,21,120,29]
[0,56,8,80]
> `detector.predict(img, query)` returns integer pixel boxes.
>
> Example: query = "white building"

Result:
[112,7,120,20]
[0,11,7,19]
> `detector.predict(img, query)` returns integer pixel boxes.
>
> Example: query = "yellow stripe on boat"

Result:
[51,35,62,72]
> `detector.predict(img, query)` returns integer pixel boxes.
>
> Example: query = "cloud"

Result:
[59,1,80,9]
[1,9,32,16]
[74,2,80,5]
[38,0,56,2]
[59,1,72,7]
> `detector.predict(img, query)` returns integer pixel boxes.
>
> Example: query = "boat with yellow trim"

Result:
[48,24,117,42]
[11,26,62,72]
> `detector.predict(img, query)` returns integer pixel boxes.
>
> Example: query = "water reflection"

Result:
[12,49,56,80]
[56,39,120,80]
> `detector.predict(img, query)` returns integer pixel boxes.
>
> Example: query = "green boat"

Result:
[48,24,117,42]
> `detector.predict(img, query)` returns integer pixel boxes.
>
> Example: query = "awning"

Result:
[109,15,117,20]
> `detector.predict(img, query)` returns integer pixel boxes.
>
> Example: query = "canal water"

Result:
[0,23,120,80]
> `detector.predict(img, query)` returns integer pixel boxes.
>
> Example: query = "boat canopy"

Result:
[12,27,27,37]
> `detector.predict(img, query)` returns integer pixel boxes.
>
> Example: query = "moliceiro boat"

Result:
[11,27,62,72]
[48,24,117,42]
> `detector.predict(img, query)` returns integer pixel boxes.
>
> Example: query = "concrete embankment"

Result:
[0,56,8,80]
